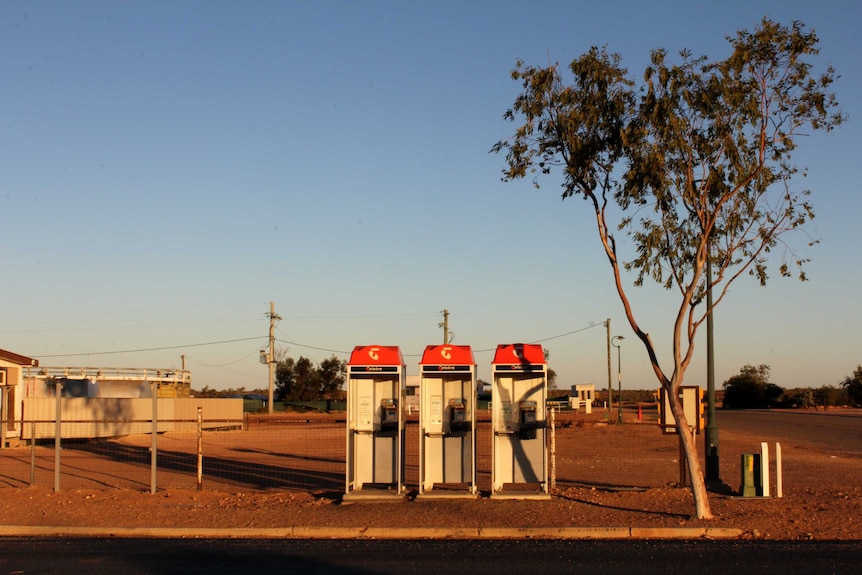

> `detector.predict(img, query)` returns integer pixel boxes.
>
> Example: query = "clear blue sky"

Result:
[2,1,859,392]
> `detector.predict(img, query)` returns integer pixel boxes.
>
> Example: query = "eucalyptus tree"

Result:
[276,355,346,402]
[841,366,862,406]
[492,18,844,519]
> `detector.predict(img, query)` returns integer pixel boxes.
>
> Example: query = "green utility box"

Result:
[740,453,762,497]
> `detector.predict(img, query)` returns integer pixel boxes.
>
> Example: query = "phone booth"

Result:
[491,343,550,499]
[345,345,406,499]
[418,344,477,498]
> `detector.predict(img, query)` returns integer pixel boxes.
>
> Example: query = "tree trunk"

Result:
[669,391,714,519]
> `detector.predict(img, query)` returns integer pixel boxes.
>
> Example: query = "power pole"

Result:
[439,309,451,344]
[606,318,612,414]
[267,301,281,415]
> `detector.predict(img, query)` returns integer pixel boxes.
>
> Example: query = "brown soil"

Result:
[1,409,859,540]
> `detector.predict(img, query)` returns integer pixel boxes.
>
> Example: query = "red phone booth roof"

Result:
[347,345,404,366]
[491,343,546,365]
[419,345,475,366]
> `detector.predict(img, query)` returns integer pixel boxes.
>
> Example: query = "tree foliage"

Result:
[275,354,346,402]
[841,365,862,407]
[722,364,783,408]
[813,385,845,407]
[492,18,843,519]
[543,348,558,390]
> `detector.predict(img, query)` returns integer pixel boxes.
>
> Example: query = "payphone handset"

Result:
[378,398,399,434]
[517,400,541,439]
[519,400,538,427]
[447,397,468,433]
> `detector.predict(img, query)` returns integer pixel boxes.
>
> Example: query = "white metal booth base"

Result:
[342,487,406,502]
[489,490,552,501]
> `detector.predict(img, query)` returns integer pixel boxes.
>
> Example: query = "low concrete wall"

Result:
[20,398,243,439]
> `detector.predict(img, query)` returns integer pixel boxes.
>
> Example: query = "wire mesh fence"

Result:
[0,407,676,494]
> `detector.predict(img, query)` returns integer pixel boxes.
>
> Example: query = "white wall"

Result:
[21,397,243,440]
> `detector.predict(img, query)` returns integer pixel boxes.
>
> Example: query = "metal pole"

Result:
[54,381,61,493]
[606,319,612,413]
[679,436,687,488]
[611,336,624,424]
[617,344,623,424]
[705,256,720,481]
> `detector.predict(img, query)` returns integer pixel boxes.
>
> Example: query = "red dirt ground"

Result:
[0,409,859,540]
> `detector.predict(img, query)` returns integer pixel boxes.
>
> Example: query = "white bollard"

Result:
[760,442,770,497]
[776,442,783,498]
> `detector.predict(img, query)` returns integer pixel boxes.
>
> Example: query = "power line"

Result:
[275,338,351,355]
[280,311,440,323]
[186,347,262,368]
[37,336,266,358]
[528,322,607,343]
[34,320,607,361]
[277,321,608,358]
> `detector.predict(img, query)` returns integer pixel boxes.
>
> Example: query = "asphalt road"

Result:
[716,408,862,456]
[1,538,861,575]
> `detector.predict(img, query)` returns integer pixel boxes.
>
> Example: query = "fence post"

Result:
[197,406,203,491]
[0,386,6,449]
[151,382,158,494]
[30,420,36,487]
[549,407,556,490]
[54,381,61,492]
[678,435,687,488]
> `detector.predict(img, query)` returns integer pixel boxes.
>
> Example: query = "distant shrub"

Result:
[813,385,846,407]
[841,365,862,407]
[783,388,815,408]
[722,364,784,409]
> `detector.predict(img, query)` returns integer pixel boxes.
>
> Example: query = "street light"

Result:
[611,336,624,424]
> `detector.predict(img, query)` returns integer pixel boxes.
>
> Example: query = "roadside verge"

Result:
[0,524,743,540]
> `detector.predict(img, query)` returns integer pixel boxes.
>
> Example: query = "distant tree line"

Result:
[275,354,346,403]
[191,354,347,403]
[193,386,268,399]
[722,364,862,409]
[195,361,862,410]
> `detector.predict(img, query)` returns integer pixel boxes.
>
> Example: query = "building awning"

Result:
[0,348,39,367]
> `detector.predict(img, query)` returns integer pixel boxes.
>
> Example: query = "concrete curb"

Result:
[0,525,744,540]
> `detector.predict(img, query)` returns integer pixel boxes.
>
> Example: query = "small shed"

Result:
[0,348,39,447]
[571,384,596,413]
